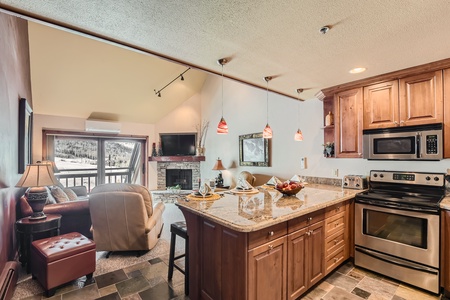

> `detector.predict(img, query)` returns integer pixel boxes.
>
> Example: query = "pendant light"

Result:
[216,58,229,134]
[294,88,304,141]
[263,76,273,139]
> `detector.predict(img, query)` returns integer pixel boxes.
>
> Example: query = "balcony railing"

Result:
[56,167,132,192]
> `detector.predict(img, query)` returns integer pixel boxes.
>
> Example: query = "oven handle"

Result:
[355,247,438,275]
[416,132,421,159]
[355,198,439,214]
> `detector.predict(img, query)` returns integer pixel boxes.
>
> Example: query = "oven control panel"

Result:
[370,170,445,186]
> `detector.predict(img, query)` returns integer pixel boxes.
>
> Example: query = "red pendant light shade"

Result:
[217,117,228,134]
[294,129,303,141]
[263,124,273,139]
[217,58,229,134]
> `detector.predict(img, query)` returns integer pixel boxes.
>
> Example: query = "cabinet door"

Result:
[399,70,443,126]
[307,220,325,287]
[363,80,399,129]
[442,210,450,295]
[248,236,287,300]
[287,227,308,300]
[443,69,450,158]
[334,88,363,158]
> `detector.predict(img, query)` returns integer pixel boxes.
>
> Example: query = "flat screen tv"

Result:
[160,133,196,156]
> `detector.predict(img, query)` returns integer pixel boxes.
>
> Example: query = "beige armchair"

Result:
[89,183,165,252]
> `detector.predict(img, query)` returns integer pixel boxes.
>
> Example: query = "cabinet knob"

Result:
[335,222,339,227]
[307,231,311,236]
[334,257,339,263]
[307,217,313,222]
[334,239,338,245]
[335,207,340,212]
[268,245,273,250]
[268,231,274,236]
[400,120,405,125]
[394,121,399,125]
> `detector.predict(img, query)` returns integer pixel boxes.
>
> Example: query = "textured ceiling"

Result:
[2,1,450,120]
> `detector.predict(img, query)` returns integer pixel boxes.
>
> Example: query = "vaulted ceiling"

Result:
[1,1,450,123]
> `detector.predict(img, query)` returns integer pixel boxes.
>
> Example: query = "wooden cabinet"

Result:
[441,209,450,297]
[443,69,450,158]
[248,236,287,300]
[334,88,363,158]
[363,80,399,129]
[399,71,443,127]
[324,201,350,275]
[287,214,325,300]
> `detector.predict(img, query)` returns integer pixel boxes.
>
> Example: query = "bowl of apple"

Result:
[275,181,303,196]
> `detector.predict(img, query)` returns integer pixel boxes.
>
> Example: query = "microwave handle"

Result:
[416,133,421,158]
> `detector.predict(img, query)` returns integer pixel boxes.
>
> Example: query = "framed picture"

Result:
[18,98,33,173]
[239,132,270,167]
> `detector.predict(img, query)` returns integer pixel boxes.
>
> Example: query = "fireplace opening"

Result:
[166,169,192,190]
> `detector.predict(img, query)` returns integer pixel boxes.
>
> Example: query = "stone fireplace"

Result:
[156,161,200,190]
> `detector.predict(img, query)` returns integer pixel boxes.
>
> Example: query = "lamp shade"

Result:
[217,117,229,134]
[16,163,59,188]
[212,158,226,171]
[294,129,303,141]
[263,124,273,139]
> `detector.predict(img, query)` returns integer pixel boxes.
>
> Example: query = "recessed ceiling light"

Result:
[349,67,366,74]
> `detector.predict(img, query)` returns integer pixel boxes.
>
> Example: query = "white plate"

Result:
[230,188,259,194]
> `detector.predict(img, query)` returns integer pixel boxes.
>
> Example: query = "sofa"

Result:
[88,183,165,252]
[19,185,92,238]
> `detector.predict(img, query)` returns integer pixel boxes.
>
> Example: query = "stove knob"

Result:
[379,174,384,178]
[356,183,360,187]
[426,176,431,181]
[434,176,440,181]
[373,173,378,178]
[344,182,348,186]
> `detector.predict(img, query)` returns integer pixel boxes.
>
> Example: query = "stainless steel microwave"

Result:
[363,123,443,160]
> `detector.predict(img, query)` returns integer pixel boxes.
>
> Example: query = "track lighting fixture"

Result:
[154,67,190,97]
[294,88,304,141]
[262,76,273,139]
[217,58,229,134]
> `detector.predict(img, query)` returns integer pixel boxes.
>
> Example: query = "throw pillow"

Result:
[64,188,78,201]
[46,188,57,205]
[51,186,69,203]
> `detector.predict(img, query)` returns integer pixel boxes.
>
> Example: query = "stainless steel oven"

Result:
[354,170,446,294]
[362,123,443,160]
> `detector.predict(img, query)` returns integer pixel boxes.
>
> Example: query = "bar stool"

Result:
[168,221,189,295]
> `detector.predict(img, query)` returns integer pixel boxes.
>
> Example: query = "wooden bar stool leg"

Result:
[185,235,189,296]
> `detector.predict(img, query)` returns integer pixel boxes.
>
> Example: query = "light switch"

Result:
[300,157,306,169]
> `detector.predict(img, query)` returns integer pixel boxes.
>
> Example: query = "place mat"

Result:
[261,184,276,189]
[186,193,221,201]
[230,188,259,194]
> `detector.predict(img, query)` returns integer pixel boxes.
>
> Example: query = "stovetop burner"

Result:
[356,170,447,211]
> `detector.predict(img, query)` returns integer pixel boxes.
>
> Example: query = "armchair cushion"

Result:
[90,183,153,217]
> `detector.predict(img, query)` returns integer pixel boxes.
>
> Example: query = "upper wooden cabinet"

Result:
[444,69,450,158]
[363,71,443,129]
[363,80,399,129]
[399,70,443,126]
[334,88,363,158]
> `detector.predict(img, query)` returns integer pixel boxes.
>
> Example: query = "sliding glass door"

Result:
[44,131,147,191]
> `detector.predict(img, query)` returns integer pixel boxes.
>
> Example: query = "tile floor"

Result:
[15,203,444,300]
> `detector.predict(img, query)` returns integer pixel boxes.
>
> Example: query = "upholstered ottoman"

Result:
[30,232,96,296]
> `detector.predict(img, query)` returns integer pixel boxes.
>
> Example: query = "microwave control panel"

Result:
[426,134,438,154]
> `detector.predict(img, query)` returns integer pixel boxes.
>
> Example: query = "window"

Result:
[43,130,147,191]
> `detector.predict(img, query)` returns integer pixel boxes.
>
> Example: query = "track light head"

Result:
[157,92,161,97]
[296,88,304,94]
[217,58,229,66]
[264,76,272,83]
[180,75,184,81]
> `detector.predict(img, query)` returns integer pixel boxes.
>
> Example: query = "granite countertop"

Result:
[440,196,450,210]
[176,184,362,232]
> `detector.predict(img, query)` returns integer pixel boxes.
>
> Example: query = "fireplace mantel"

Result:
[148,156,205,162]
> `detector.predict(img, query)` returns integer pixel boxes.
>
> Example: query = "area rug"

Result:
[12,239,171,299]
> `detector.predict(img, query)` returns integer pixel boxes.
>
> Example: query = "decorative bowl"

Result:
[275,184,303,196]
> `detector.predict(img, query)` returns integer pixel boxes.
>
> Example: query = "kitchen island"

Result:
[176,184,360,300]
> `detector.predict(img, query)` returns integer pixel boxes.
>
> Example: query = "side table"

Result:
[16,214,62,273]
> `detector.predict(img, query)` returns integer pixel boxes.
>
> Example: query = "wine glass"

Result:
[209,179,216,193]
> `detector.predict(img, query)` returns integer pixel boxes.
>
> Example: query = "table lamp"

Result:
[212,158,226,187]
[16,163,59,220]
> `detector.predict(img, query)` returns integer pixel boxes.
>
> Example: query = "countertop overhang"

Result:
[176,184,362,232]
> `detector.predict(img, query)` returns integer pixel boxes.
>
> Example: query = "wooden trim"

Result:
[322,57,450,97]
[148,156,205,162]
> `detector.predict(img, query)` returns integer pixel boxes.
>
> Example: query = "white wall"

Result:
[199,75,450,186]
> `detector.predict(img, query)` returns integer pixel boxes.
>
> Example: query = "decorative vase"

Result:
[325,111,334,126]
[157,142,163,156]
[196,147,205,156]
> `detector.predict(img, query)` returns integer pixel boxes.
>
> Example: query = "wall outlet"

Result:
[300,157,306,169]
[331,169,339,177]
